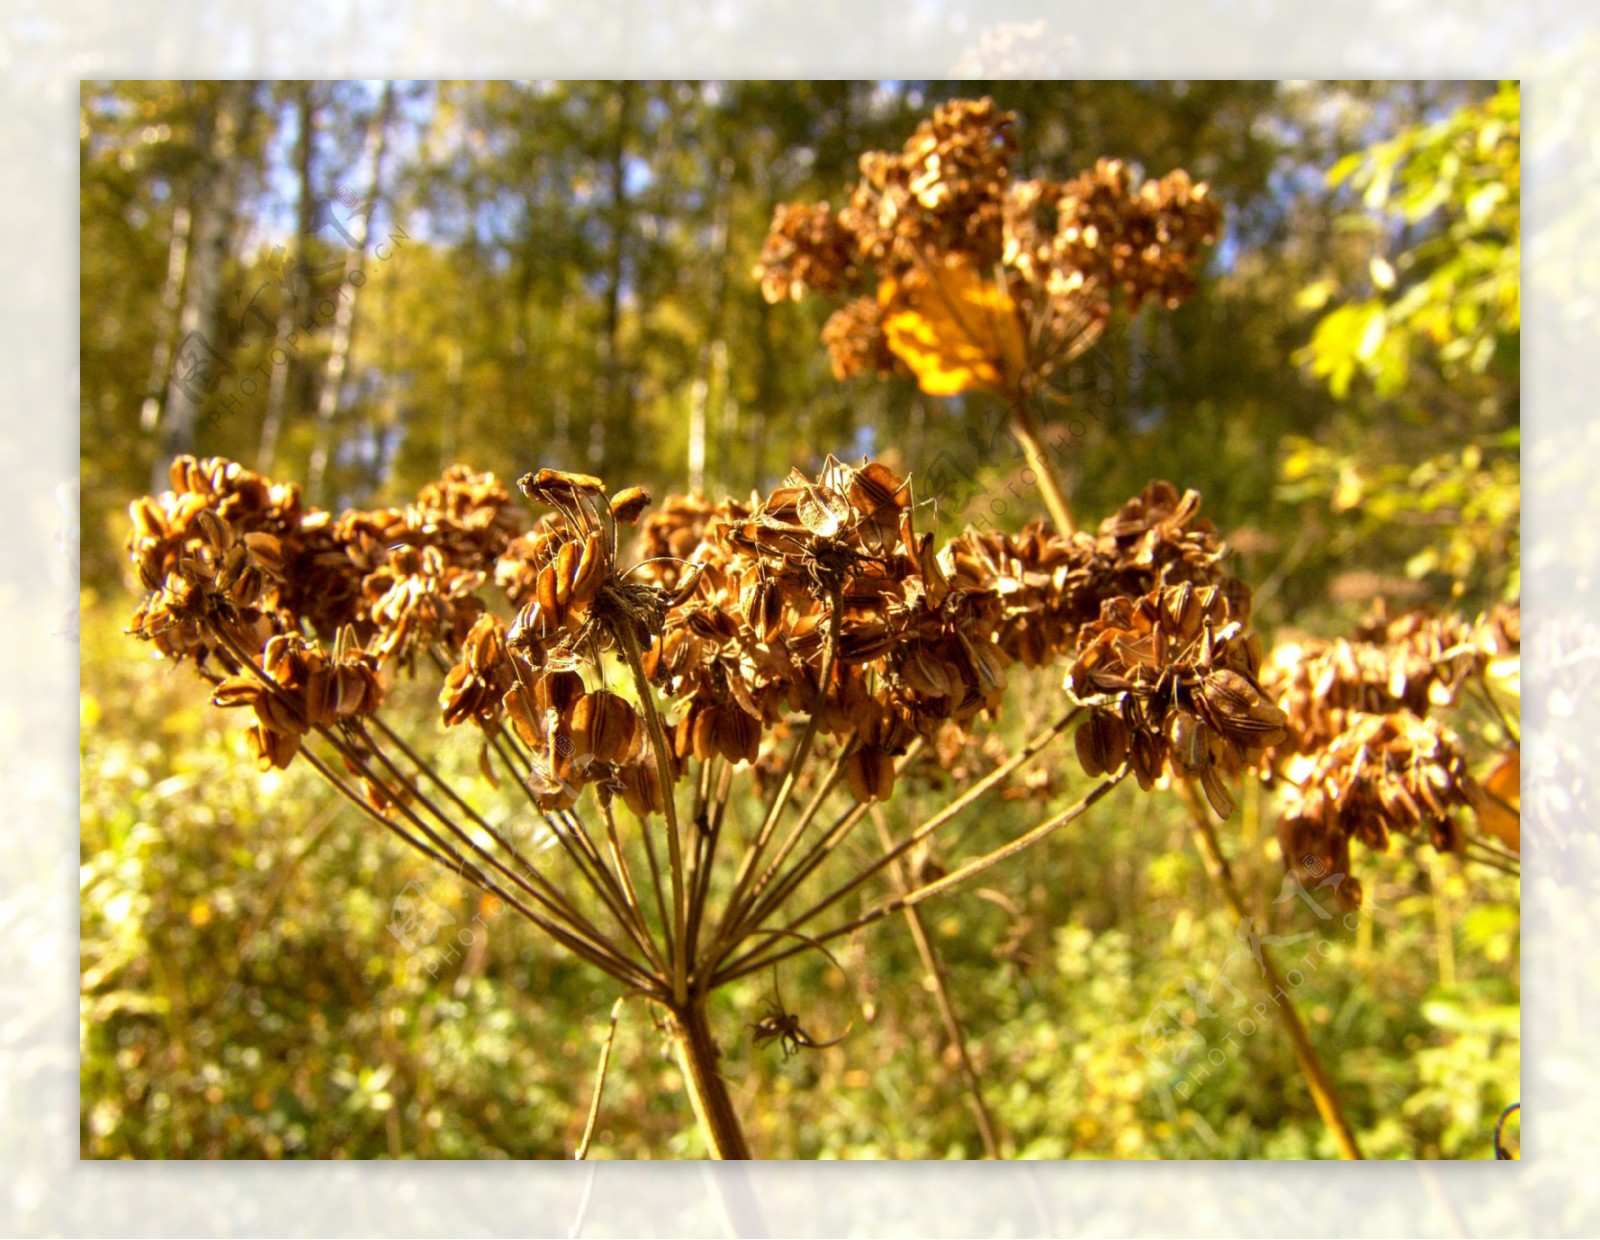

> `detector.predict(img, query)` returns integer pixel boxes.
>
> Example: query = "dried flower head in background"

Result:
[755,96,1222,401]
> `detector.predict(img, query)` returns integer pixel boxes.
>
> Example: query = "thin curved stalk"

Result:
[576,994,630,1159]
[615,623,690,1004]
[723,711,1077,974]
[871,806,1001,1158]
[716,585,845,946]
[1175,780,1364,1161]
[707,738,855,967]
[297,744,649,987]
[718,770,1124,985]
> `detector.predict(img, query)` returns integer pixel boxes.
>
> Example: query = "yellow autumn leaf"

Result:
[879,254,1027,396]
[1475,747,1519,854]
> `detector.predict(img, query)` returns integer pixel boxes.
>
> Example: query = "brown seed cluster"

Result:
[1043,160,1222,314]
[633,456,1006,804]
[819,297,901,382]
[126,454,1511,916]
[1262,608,1485,757]
[211,630,385,770]
[757,202,862,303]
[946,480,1240,668]
[130,455,1286,821]
[754,97,1222,393]
[1275,713,1483,910]
[1259,602,1514,896]
[1064,581,1286,818]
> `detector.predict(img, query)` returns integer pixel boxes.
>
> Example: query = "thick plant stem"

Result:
[1180,787,1365,1161]
[1006,401,1076,536]
[668,999,753,1160]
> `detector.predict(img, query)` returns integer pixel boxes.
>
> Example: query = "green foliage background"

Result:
[80,79,1519,1159]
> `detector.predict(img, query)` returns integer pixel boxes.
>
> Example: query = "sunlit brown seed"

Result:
[571,533,604,605]
[744,578,782,642]
[1074,711,1128,778]
[840,625,896,663]
[518,468,607,506]
[846,747,894,802]
[1167,711,1206,775]
[230,568,263,609]
[536,564,560,616]
[716,706,760,765]
[1200,669,1288,746]
[501,685,541,747]
[136,550,167,591]
[1199,760,1235,819]
[848,461,908,515]
[610,486,651,524]
[242,531,285,577]
[195,508,234,550]
[255,692,303,736]
[619,758,666,818]
[129,496,166,540]
[1129,728,1165,791]
[692,707,719,762]
[575,691,638,763]
[211,676,261,709]
[796,485,850,536]
[902,645,954,698]
[669,562,705,607]
[554,541,579,608]
[338,665,375,717]
[249,723,302,772]
[962,635,1008,696]
[303,667,336,727]
[1160,583,1198,642]
[507,602,543,651]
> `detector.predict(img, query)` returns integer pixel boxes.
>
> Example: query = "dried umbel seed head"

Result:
[1274,711,1482,899]
[842,96,1016,268]
[209,630,385,771]
[821,297,902,383]
[1261,602,1491,758]
[504,468,666,670]
[439,613,516,729]
[758,97,1219,400]
[129,452,1270,829]
[755,201,862,303]
[1064,579,1284,817]
[502,670,646,811]
[1051,160,1222,313]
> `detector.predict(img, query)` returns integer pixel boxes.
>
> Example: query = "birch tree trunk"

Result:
[257,80,318,471]
[589,82,636,474]
[150,81,252,492]
[307,80,397,505]
[138,199,191,433]
[688,153,733,495]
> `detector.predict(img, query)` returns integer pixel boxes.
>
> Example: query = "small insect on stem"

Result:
[750,999,817,1059]
[749,966,845,1058]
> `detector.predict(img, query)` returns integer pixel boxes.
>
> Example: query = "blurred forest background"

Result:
[80,79,1519,1159]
